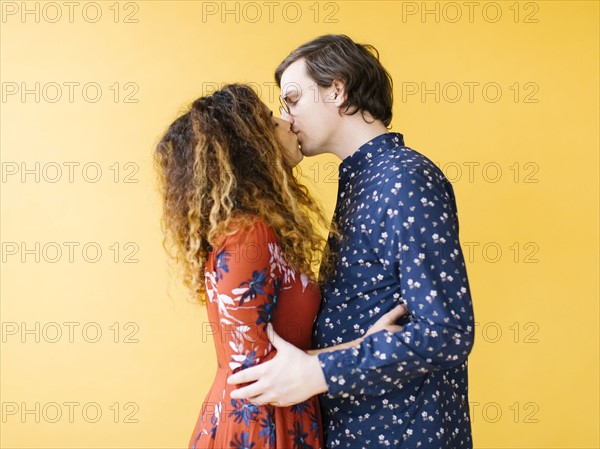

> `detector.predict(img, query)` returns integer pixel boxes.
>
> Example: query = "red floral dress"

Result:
[188,216,324,449]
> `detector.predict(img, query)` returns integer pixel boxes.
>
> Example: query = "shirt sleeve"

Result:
[317,167,475,397]
[211,220,282,374]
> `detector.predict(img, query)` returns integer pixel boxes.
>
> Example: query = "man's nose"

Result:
[281,109,294,124]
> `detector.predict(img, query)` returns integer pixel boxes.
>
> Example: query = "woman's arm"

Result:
[306,303,408,355]
[211,221,283,373]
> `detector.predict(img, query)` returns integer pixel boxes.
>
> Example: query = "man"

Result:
[228,34,475,449]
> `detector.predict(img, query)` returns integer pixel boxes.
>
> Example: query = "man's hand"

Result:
[227,323,328,406]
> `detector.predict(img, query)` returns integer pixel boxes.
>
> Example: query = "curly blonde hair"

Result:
[154,83,338,304]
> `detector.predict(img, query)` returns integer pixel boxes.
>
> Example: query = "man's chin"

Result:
[299,143,314,157]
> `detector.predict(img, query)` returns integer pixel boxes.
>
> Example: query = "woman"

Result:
[154,84,404,449]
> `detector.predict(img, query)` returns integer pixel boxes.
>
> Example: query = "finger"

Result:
[227,364,266,386]
[245,393,273,407]
[266,323,288,349]
[384,324,404,334]
[386,303,408,321]
[246,394,294,407]
[229,381,268,401]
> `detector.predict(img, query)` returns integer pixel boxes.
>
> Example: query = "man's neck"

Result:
[327,115,390,160]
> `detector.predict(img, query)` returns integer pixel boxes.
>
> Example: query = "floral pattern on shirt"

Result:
[315,133,475,449]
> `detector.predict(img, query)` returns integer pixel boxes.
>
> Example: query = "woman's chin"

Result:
[289,154,303,168]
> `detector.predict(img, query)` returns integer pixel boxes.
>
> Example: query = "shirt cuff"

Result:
[317,348,357,397]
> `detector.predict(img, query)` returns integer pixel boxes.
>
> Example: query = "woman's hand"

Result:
[305,303,409,355]
[364,303,408,338]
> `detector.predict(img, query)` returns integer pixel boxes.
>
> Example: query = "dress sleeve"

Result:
[211,219,282,374]
[317,168,475,397]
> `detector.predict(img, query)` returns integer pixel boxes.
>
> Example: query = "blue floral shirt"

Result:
[315,132,475,449]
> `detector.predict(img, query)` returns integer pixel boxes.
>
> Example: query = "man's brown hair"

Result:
[275,34,393,127]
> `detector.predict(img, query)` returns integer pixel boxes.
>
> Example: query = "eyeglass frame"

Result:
[278,82,341,117]
[279,95,291,116]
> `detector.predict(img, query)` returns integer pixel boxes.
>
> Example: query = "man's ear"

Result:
[332,79,347,106]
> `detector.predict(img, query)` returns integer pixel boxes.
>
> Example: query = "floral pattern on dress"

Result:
[188,218,323,449]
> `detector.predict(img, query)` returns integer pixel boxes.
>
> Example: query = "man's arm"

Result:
[225,289,407,405]
[226,168,473,405]
[318,168,475,397]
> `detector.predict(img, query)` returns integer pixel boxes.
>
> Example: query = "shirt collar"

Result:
[339,132,404,178]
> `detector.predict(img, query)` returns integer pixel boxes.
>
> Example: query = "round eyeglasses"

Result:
[279,95,290,116]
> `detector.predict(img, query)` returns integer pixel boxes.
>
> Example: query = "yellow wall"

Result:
[1,1,598,447]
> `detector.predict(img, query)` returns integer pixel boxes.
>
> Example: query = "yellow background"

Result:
[1,1,598,447]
